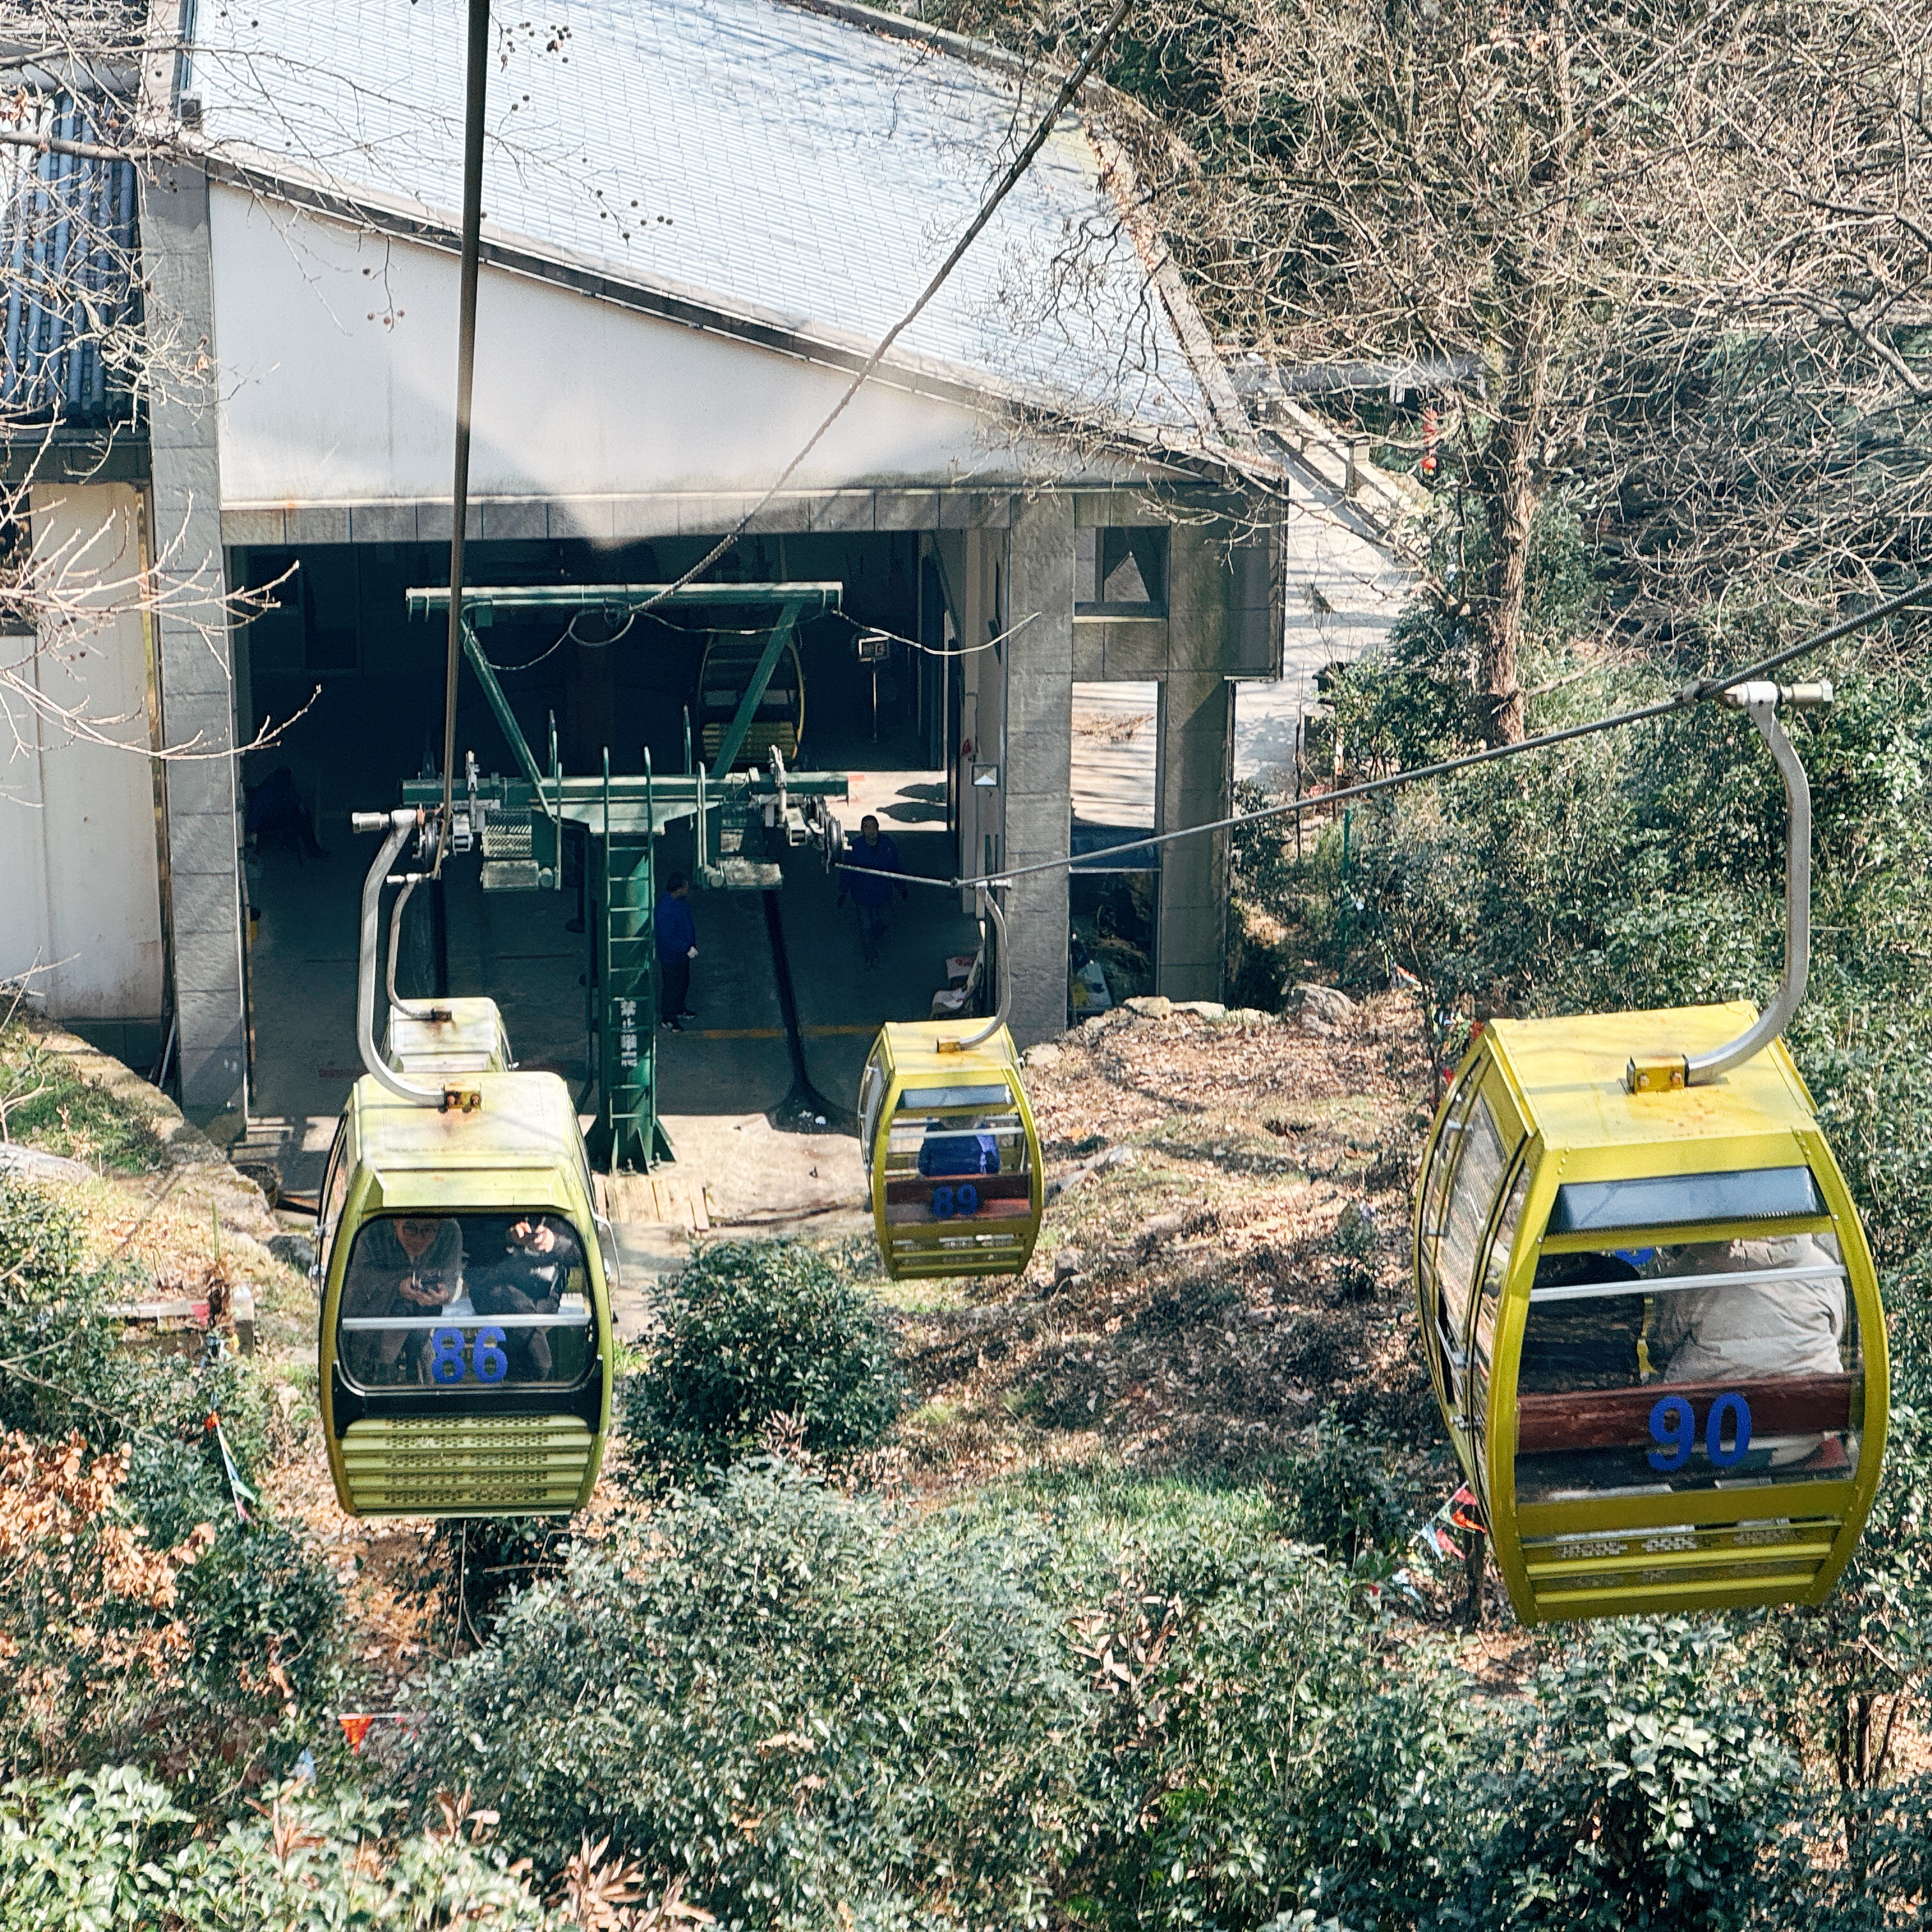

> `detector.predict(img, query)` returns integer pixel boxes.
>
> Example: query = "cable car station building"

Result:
[1,0,1383,1144]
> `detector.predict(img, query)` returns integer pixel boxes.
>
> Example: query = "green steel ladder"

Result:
[594,748,673,1169]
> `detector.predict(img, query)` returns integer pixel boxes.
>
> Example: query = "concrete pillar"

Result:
[1158,525,1237,1002]
[1001,494,1073,1046]
[142,158,247,1116]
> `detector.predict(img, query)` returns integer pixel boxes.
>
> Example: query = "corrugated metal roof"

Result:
[186,0,1216,438]
[0,95,142,424]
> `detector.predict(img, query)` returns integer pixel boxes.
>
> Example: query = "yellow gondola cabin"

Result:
[315,1069,618,1517]
[318,809,620,1519]
[1415,1002,1886,1624]
[860,1022,1043,1280]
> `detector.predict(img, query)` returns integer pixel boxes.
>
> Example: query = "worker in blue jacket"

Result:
[654,871,698,1031]
[838,815,909,969]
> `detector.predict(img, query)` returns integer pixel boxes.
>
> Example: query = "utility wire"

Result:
[871,578,1932,894]
[436,0,493,878]
[637,0,1135,615]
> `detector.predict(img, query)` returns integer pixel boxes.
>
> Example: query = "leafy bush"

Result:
[0,1432,215,1778]
[0,1174,337,1793]
[0,1767,564,1930]
[414,1462,1092,1928]
[619,1240,901,1487]
[1068,1536,1467,1931]
[0,1427,335,1793]
[0,1176,84,1300]
[1452,1621,1796,1930]
[1284,1414,1408,1568]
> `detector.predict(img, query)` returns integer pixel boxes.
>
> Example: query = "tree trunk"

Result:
[1476,401,1539,747]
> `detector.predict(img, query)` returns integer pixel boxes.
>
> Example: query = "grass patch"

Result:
[0,1022,160,1172]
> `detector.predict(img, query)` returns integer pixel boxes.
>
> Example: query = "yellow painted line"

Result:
[693,1025,883,1039]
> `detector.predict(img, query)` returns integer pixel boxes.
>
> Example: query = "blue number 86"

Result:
[427,1325,510,1385]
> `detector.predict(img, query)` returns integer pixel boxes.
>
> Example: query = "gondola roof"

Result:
[348,1071,583,1172]
[1483,1004,1819,1150]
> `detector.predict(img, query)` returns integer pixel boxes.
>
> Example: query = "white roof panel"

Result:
[187,0,1217,438]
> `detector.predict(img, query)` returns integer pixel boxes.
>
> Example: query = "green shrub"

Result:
[619,1239,901,1487]
[1284,1414,1408,1568]
[0,1177,337,1794]
[1452,1621,1796,1930]
[1068,1534,1468,1931]
[0,1174,84,1301]
[0,1766,560,1930]
[413,1462,1092,1928]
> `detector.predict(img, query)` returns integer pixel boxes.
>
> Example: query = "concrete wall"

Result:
[0,483,165,1034]
[144,159,247,1116]
[207,190,1135,523]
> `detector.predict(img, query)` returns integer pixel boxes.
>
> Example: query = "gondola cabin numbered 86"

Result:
[1416,1003,1887,1623]
[316,1070,617,1517]
[861,1022,1043,1280]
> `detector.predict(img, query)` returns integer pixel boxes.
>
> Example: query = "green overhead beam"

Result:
[406,581,843,621]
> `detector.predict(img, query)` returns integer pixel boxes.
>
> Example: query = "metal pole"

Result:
[436,0,492,876]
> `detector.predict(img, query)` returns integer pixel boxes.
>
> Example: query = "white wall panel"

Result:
[0,484,164,1019]
[208,190,1075,509]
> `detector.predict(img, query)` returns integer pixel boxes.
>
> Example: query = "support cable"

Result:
[435,0,493,878]
[864,579,1932,894]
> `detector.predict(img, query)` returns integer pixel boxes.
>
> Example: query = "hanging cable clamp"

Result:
[1719,678,1833,714]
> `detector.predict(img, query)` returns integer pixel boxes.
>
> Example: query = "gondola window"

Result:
[884,1085,1032,1231]
[1517,1205,1862,1505]
[336,1213,595,1392]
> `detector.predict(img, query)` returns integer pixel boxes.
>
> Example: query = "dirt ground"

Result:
[886,990,1448,1490]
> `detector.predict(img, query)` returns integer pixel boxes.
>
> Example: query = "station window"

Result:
[336,1212,595,1393]
[1075,526,1168,615]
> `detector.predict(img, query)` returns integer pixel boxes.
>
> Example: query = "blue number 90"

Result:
[1648,1392,1754,1472]
[1648,1395,1694,1471]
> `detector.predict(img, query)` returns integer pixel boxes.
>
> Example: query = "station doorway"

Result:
[1070,682,1158,1019]
[233,532,978,1192]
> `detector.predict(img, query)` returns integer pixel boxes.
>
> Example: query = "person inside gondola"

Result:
[470,1215,585,1380]
[1517,1250,1644,1393]
[1646,1234,1845,1383]
[342,1215,464,1383]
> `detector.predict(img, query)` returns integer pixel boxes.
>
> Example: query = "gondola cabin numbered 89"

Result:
[1416,1003,1886,1623]
[316,1070,617,1517]
[861,1022,1043,1280]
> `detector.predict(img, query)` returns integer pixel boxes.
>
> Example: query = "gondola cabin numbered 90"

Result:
[1416,1003,1887,1623]
[316,1071,617,1517]
[861,1022,1043,1280]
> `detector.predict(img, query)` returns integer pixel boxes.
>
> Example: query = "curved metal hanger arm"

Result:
[1629,682,1830,1091]
[948,884,1011,1052]
[351,810,445,1107]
